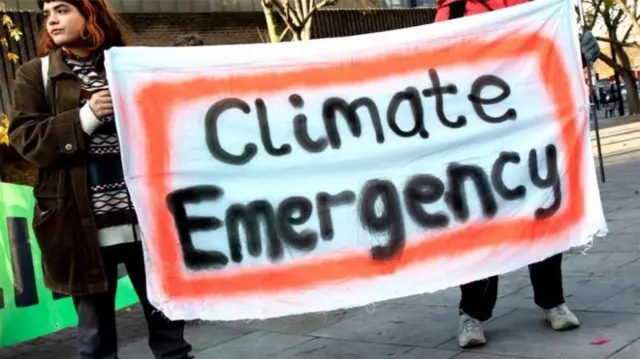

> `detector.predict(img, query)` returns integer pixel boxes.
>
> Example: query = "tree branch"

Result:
[284,0,303,27]
[303,0,338,24]
[261,0,334,42]
[622,23,634,43]
[613,4,626,24]
[266,0,302,31]
[293,0,305,22]
[596,36,637,48]
[616,0,640,40]
[256,27,268,43]
[599,53,632,74]
[260,0,281,42]
[587,0,605,28]
[278,27,291,41]
[595,0,612,25]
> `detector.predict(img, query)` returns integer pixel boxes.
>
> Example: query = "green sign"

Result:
[0,182,139,348]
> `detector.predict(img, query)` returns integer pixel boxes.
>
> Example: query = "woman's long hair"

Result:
[37,0,130,55]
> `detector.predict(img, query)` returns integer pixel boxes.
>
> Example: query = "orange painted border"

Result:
[129,31,585,299]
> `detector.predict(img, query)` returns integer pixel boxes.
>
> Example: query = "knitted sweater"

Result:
[63,49,139,247]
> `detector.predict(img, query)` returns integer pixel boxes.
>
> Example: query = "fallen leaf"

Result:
[590,337,610,345]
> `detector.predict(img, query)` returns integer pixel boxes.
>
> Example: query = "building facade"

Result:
[6,0,387,12]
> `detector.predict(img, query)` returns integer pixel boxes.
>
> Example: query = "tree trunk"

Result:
[615,45,640,114]
[621,70,640,115]
[300,17,313,40]
[261,3,281,43]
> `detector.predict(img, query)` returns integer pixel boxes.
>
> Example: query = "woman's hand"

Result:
[88,90,114,119]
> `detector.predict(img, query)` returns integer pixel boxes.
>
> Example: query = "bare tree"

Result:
[260,0,382,42]
[615,0,640,41]
[585,0,640,114]
[261,0,336,42]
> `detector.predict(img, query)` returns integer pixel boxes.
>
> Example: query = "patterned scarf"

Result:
[63,49,138,230]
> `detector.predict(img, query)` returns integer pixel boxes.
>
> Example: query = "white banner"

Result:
[105,0,607,321]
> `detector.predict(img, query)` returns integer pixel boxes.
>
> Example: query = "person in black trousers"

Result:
[75,243,192,358]
[457,254,579,348]
[432,0,598,350]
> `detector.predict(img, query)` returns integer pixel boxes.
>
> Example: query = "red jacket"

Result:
[435,0,529,22]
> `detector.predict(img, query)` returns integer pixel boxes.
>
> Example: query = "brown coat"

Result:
[9,48,108,296]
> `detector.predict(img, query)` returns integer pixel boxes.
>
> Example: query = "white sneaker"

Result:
[545,304,580,331]
[458,313,487,349]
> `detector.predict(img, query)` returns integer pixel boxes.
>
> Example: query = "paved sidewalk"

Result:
[2,117,640,359]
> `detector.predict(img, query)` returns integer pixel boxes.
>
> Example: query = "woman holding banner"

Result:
[435,0,587,349]
[8,1,192,358]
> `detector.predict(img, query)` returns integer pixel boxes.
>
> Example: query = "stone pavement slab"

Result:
[0,342,77,359]
[3,117,640,359]
[398,270,533,307]
[191,332,313,359]
[119,322,254,358]
[587,232,640,253]
[496,271,640,311]
[272,338,458,359]
[225,308,359,334]
[608,339,640,359]
[309,303,461,347]
[560,252,639,277]
[591,281,640,314]
[453,354,528,359]
[437,310,640,359]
